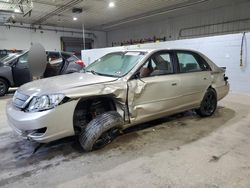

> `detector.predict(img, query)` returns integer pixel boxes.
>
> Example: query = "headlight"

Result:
[27,94,65,112]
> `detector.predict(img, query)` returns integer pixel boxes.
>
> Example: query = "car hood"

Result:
[18,73,119,96]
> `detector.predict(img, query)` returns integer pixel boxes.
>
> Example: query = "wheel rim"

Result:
[203,92,216,114]
[0,82,6,94]
[93,128,119,150]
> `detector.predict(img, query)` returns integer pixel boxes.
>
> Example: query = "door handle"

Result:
[171,83,177,86]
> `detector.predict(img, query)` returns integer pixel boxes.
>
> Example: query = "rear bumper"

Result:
[216,83,230,101]
[6,99,78,143]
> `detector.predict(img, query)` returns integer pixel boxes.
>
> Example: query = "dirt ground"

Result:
[0,92,250,188]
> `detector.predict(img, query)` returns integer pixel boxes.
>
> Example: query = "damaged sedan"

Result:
[6,49,229,151]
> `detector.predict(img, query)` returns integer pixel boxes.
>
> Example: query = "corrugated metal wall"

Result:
[107,1,250,46]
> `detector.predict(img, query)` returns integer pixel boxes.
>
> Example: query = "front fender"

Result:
[0,66,14,86]
[64,81,129,122]
[63,81,127,101]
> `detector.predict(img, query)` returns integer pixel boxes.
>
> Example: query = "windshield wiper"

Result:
[86,70,118,78]
[91,70,97,75]
[86,70,98,75]
[97,73,119,78]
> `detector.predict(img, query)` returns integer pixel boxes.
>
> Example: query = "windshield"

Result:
[0,51,25,64]
[85,51,147,77]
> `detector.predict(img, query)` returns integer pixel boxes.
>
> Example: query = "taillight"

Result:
[224,74,229,82]
[75,60,85,68]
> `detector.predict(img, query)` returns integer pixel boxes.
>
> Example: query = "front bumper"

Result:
[6,99,79,143]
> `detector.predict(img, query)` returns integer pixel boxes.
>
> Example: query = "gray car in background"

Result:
[0,50,22,59]
[0,51,85,96]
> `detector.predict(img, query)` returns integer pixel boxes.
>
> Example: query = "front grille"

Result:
[13,91,31,109]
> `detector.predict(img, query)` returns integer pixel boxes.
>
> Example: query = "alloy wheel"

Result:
[0,81,6,95]
[202,92,217,114]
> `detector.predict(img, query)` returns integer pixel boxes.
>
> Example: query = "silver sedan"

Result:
[6,49,229,151]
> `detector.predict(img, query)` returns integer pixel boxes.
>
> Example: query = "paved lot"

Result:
[0,92,250,188]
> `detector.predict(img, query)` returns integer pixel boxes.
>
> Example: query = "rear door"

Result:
[12,52,32,86]
[128,51,183,123]
[175,51,212,107]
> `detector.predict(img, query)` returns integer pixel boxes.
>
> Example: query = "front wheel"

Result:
[79,111,123,151]
[0,78,9,97]
[196,88,217,117]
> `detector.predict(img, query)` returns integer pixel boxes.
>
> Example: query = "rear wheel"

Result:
[0,78,9,96]
[196,88,217,117]
[79,111,123,151]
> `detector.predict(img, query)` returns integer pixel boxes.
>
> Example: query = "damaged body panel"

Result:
[6,49,229,148]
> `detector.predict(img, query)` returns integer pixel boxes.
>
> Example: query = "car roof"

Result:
[125,48,201,54]
[46,51,73,55]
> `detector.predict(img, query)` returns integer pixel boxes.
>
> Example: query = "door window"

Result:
[139,52,173,78]
[177,52,204,73]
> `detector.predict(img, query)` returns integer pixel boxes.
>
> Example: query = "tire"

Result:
[79,111,123,151]
[196,88,217,117]
[0,78,9,97]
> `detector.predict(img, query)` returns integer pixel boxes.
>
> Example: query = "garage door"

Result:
[61,37,93,58]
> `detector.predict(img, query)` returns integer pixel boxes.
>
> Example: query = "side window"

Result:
[18,53,28,64]
[177,52,202,73]
[152,53,173,75]
[197,55,211,71]
[139,52,173,78]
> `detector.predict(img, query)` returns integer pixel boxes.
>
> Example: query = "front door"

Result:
[12,53,32,87]
[128,51,182,124]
